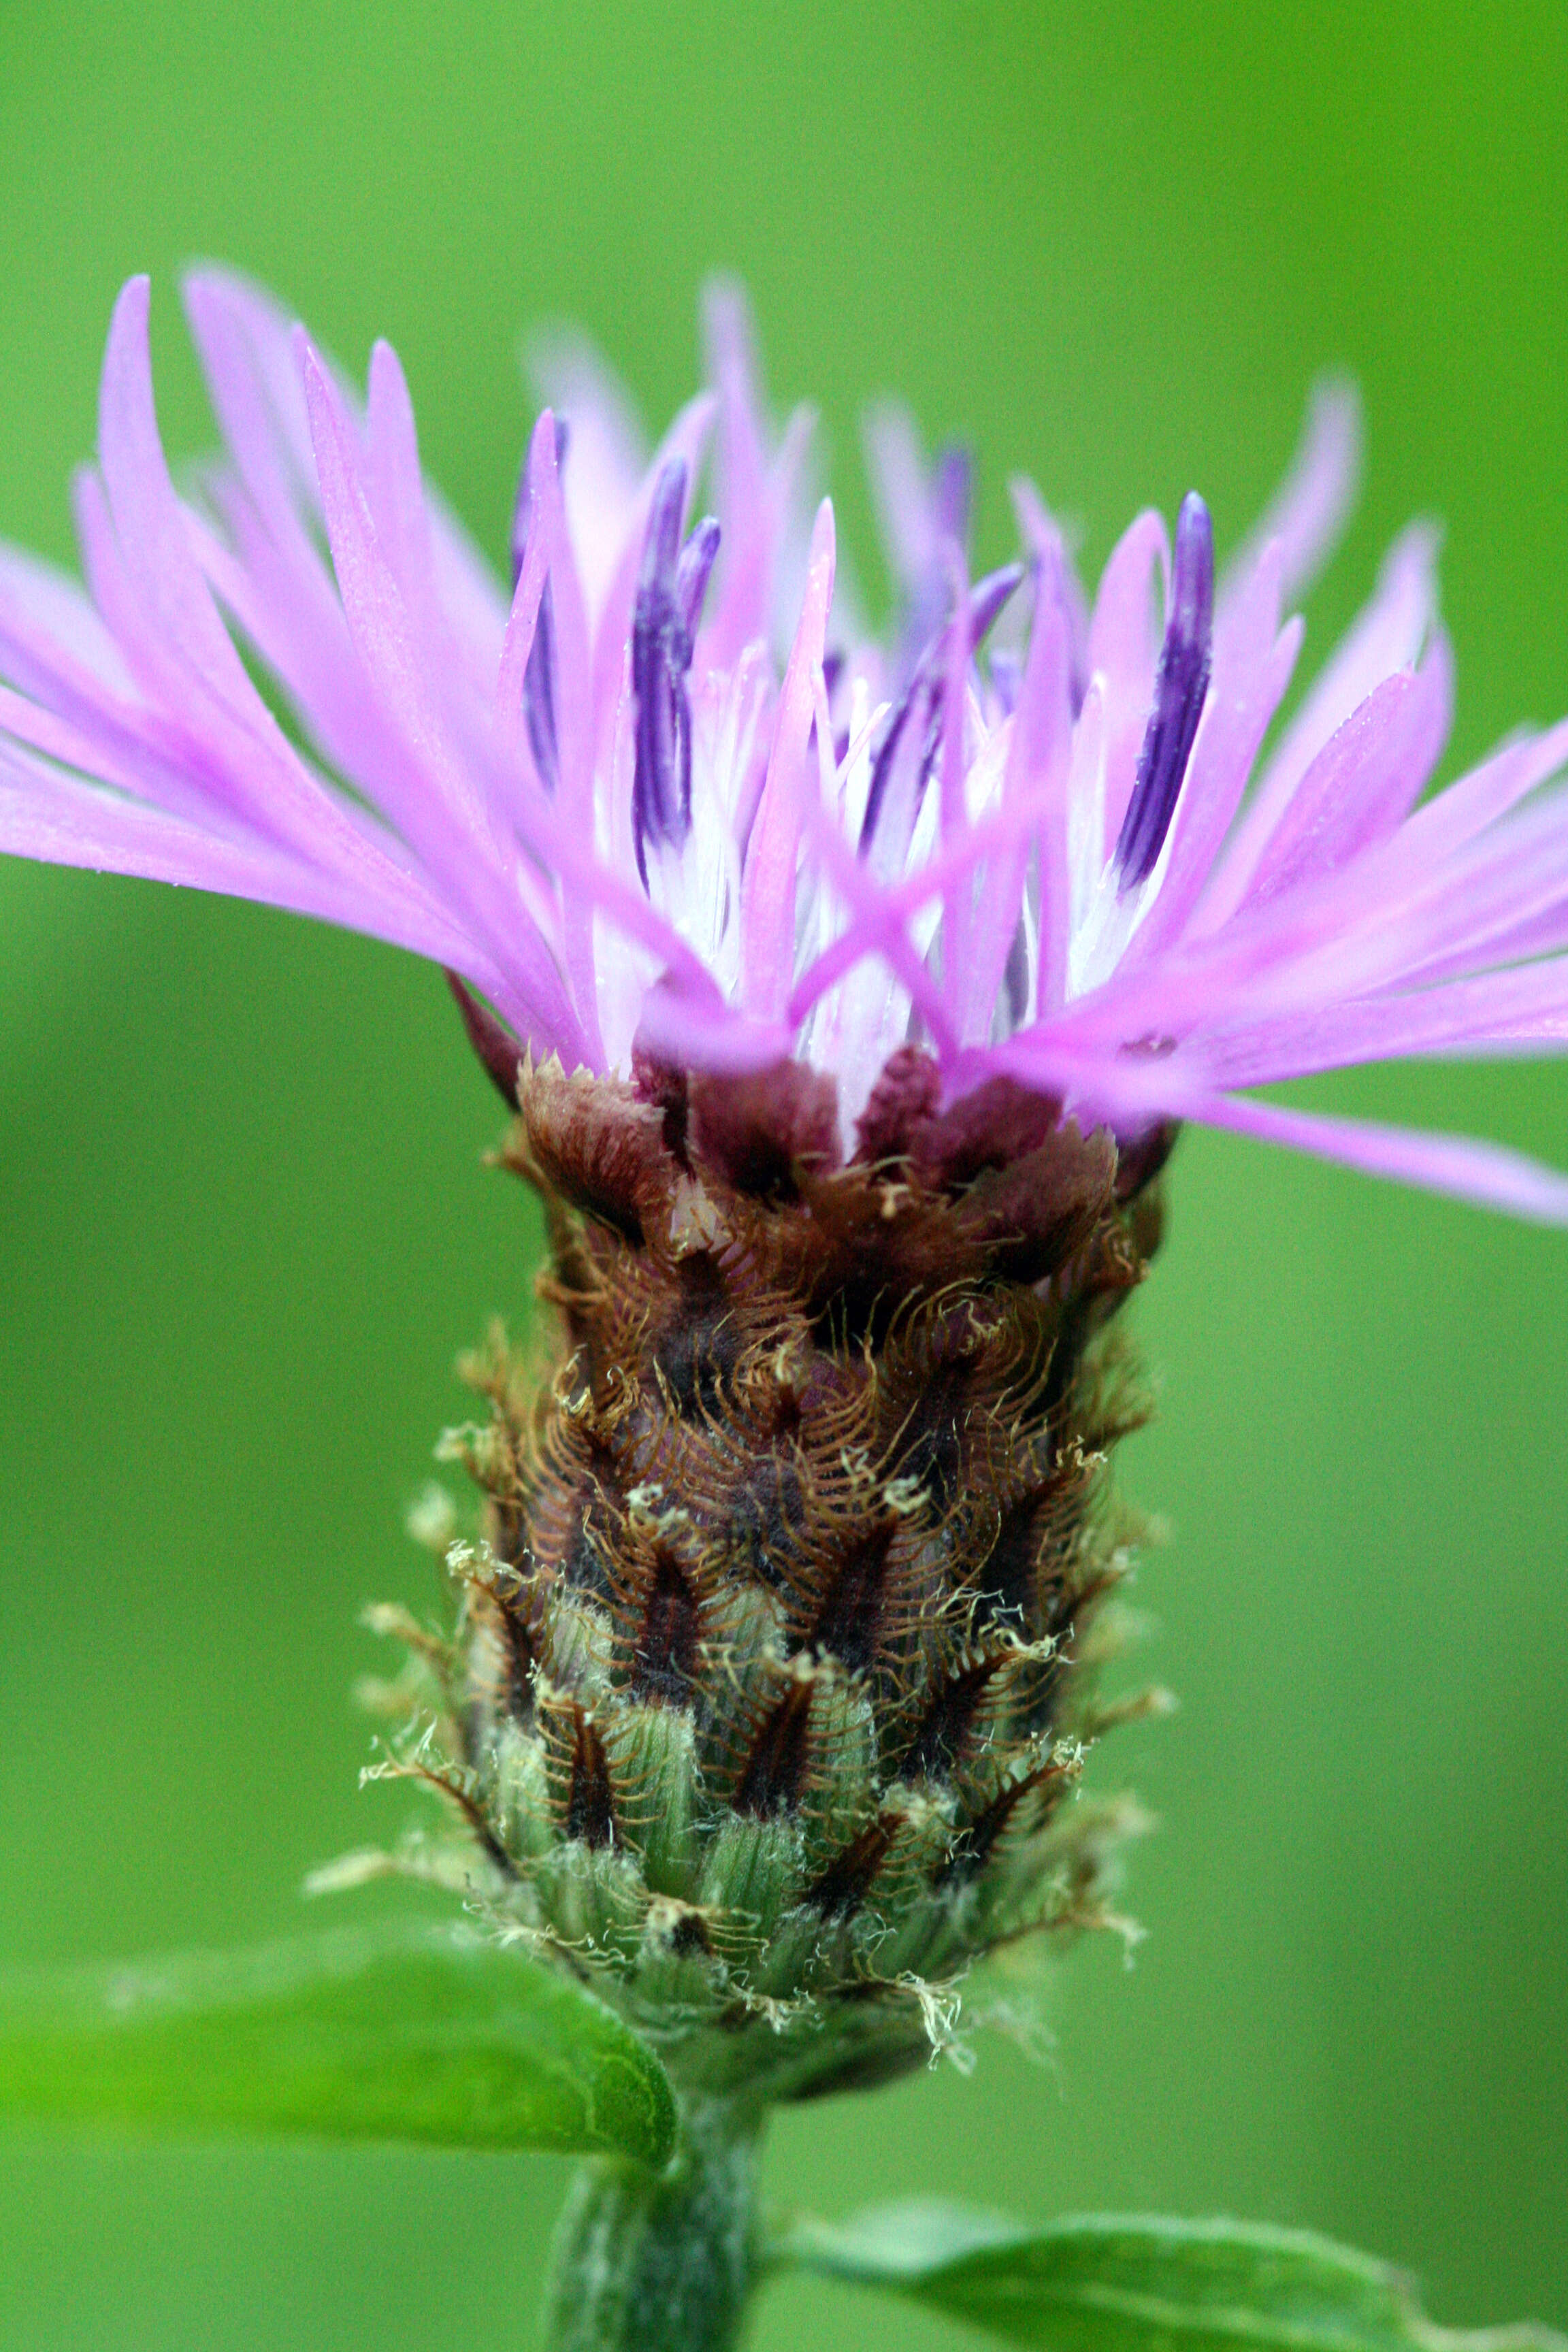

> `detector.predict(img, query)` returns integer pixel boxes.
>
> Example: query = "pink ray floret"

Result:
[3,272,1568,1219]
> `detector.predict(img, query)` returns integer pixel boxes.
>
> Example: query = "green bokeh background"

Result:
[1,3,1564,2344]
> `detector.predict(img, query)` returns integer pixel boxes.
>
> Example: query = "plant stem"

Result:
[540,2093,765,2352]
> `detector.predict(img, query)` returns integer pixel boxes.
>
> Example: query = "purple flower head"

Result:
[3,273,1568,1219]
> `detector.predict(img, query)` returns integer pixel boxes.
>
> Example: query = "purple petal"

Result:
[740,498,836,1019]
[794,772,960,1060]
[632,972,794,1075]
[968,562,1027,649]
[1009,478,1090,713]
[1240,638,1452,911]
[863,403,938,604]
[932,446,972,552]
[183,268,320,521]
[97,279,261,718]
[631,459,721,886]
[1392,716,1568,875]
[1085,509,1168,856]
[300,338,592,1064]
[182,278,440,838]
[1192,1092,1568,1225]
[701,278,775,666]
[676,515,723,640]
[76,319,454,919]
[934,541,973,1024]
[527,327,647,618]
[864,405,973,679]
[502,410,600,1054]
[0,740,495,983]
[1128,549,1301,965]
[498,409,562,794]
[586,391,715,784]
[1192,959,1568,1088]
[858,565,1024,861]
[1063,755,1568,1073]
[994,542,1074,1024]
[0,544,135,697]
[1220,376,1362,617]
[1204,521,1440,926]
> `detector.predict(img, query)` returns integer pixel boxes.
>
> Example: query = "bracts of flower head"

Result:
[349,1043,1164,2097]
[1,272,1567,1221]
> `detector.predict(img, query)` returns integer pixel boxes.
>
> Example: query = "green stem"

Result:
[540,2094,765,2352]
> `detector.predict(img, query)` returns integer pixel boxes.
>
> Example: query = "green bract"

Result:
[349,1057,1165,2104]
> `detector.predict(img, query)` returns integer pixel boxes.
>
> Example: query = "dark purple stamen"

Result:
[989,649,1022,717]
[524,587,560,795]
[894,445,974,684]
[632,459,720,890]
[968,561,1026,648]
[859,564,1026,855]
[510,419,571,797]
[858,693,915,855]
[1113,491,1213,892]
[816,652,849,765]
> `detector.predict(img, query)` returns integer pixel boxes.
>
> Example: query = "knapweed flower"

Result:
[5,272,1568,1213]
[3,273,1567,2101]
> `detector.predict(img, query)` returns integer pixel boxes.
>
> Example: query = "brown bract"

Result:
[378,1053,1166,2101]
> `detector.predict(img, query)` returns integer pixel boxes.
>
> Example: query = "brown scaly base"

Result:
[369,1048,1170,2104]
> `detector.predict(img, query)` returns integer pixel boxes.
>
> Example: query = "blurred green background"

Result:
[1,1,1565,2344]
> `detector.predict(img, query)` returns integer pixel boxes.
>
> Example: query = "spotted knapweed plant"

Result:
[1,274,1565,2352]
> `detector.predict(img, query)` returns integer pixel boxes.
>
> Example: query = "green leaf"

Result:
[0,1922,674,2168]
[776,2204,1568,2352]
